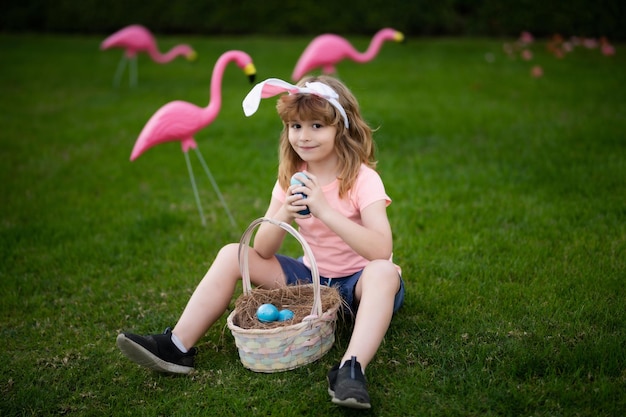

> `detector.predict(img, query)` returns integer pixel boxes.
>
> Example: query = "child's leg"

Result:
[172,243,286,349]
[340,259,400,370]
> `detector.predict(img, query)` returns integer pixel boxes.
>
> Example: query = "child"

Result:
[117,75,405,410]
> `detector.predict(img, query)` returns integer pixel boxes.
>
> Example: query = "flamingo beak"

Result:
[395,31,406,43]
[186,50,198,62]
[243,63,256,83]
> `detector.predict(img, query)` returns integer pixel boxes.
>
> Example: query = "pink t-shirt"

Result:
[272,164,392,278]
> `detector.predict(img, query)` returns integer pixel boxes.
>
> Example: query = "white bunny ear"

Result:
[242,78,297,117]
[242,77,350,128]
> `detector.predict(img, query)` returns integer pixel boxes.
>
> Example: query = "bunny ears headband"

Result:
[242,78,350,128]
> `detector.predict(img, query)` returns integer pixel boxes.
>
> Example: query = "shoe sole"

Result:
[329,385,371,410]
[116,334,193,375]
[331,396,371,409]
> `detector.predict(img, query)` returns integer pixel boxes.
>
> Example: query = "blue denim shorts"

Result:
[275,255,405,315]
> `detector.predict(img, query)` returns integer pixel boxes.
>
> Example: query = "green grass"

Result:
[1,33,625,416]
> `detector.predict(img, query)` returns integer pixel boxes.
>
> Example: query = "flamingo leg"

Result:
[193,147,236,228]
[113,53,127,88]
[184,151,207,226]
[129,56,138,88]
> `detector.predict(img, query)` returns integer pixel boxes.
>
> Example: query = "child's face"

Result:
[287,119,337,165]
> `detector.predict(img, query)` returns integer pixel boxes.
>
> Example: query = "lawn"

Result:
[1,33,625,416]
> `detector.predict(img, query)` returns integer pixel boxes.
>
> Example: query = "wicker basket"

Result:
[226,217,341,373]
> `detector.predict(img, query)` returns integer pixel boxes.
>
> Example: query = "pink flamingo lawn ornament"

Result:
[100,24,197,87]
[130,50,256,227]
[291,28,404,81]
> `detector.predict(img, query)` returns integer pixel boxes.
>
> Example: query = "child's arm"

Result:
[252,197,292,259]
[295,172,393,261]
[316,200,393,261]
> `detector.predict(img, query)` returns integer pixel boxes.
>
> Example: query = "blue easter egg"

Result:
[290,173,310,215]
[278,309,295,321]
[290,171,310,186]
[256,303,279,322]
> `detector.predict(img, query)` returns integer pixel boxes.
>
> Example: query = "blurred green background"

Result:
[2,0,625,40]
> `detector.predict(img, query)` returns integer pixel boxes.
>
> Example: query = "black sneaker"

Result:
[327,356,371,409]
[116,328,196,374]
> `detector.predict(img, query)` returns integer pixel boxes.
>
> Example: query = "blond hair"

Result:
[275,75,376,198]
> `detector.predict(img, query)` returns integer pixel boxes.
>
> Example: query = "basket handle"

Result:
[238,217,322,318]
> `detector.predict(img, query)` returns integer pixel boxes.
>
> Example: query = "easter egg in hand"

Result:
[278,309,295,321]
[290,173,310,215]
[256,303,279,322]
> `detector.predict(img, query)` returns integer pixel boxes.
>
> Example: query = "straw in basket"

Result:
[226,217,342,373]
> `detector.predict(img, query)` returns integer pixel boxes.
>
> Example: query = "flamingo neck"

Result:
[205,51,241,114]
[198,51,244,125]
[148,45,188,63]
[357,32,390,62]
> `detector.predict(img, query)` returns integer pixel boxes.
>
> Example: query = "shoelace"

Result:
[350,356,357,379]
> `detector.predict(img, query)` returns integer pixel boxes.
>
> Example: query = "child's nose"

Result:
[300,127,312,140]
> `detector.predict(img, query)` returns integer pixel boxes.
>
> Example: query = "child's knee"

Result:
[216,243,239,260]
[365,259,397,277]
[362,260,400,291]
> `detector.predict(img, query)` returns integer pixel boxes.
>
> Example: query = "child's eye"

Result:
[290,123,301,129]
[312,123,323,129]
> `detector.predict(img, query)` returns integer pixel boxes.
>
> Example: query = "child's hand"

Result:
[288,178,311,218]
[290,171,329,217]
